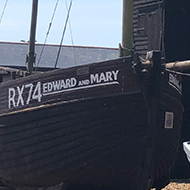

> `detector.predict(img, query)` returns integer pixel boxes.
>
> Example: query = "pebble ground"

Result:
[152,179,190,190]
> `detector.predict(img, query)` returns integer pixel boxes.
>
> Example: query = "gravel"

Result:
[152,179,190,190]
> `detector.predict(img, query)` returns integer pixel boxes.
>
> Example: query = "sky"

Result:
[0,0,123,48]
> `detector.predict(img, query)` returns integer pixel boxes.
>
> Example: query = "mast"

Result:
[26,0,38,74]
[120,0,133,57]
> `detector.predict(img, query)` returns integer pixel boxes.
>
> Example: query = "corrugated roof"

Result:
[0,42,119,69]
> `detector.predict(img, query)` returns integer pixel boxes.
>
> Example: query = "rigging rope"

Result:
[54,0,73,69]
[35,0,60,71]
[65,0,77,66]
[0,0,8,27]
[165,68,190,77]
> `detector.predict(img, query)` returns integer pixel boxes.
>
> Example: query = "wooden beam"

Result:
[142,60,190,72]
[165,60,190,71]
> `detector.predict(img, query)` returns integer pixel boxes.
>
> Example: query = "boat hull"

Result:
[151,92,183,188]
[0,56,184,189]
[0,93,148,189]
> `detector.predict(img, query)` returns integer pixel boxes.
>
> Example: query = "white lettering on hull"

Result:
[90,70,119,84]
[8,82,42,108]
[43,78,77,94]
[8,70,120,108]
[169,73,182,94]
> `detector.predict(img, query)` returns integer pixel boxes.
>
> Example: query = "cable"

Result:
[65,0,77,66]
[54,0,73,69]
[0,0,8,27]
[35,0,60,71]
[165,68,190,77]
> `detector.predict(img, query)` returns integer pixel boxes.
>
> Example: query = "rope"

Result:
[0,0,8,27]
[35,0,60,71]
[65,0,77,66]
[165,68,190,77]
[54,0,73,69]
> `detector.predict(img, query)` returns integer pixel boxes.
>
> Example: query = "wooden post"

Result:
[136,51,162,190]
[27,0,38,74]
[120,0,133,57]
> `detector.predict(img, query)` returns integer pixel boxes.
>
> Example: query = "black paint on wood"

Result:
[133,0,190,61]
[0,55,184,190]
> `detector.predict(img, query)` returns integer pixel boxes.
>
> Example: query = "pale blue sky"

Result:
[0,0,123,47]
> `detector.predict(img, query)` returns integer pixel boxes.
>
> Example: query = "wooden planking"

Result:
[0,52,184,189]
[0,57,140,116]
[133,0,163,58]
[133,0,190,61]
[0,76,184,189]
[0,94,147,160]
[147,69,183,186]
[0,93,148,187]
[171,74,190,179]
[151,92,183,187]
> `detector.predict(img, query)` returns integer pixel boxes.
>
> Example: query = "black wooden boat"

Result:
[0,0,186,189]
[0,52,184,190]
[0,53,183,190]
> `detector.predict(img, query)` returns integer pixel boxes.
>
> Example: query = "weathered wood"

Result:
[0,0,185,189]
[142,60,190,72]
[0,57,140,115]
[165,60,190,71]
[133,0,190,62]
[0,56,184,190]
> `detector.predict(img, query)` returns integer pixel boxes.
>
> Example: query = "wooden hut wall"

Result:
[133,0,163,59]
[133,0,190,179]
[133,0,190,61]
